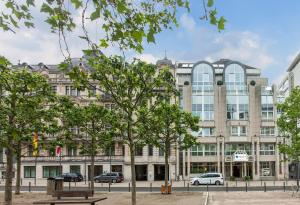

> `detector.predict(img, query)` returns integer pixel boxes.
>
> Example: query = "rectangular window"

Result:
[24,166,36,178]
[67,146,77,156]
[148,145,153,156]
[225,143,251,155]
[70,165,80,174]
[135,146,143,156]
[43,166,61,178]
[261,127,275,136]
[190,162,217,174]
[65,86,80,96]
[88,87,96,97]
[51,86,57,93]
[260,143,275,155]
[231,126,247,136]
[261,95,274,120]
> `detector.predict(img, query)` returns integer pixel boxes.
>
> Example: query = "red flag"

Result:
[55,146,62,157]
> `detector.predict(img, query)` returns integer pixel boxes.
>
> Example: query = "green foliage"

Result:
[0,0,225,52]
[277,86,300,162]
[0,56,58,148]
[145,101,199,151]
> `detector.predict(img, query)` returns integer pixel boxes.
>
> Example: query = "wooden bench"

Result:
[53,190,94,199]
[32,197,107,205]
[33,190,107,205]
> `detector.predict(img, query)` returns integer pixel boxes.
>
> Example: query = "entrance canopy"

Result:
[233,150,249,162]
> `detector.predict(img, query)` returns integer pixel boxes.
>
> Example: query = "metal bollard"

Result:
[109,181,111,192]
[150,183,152,192]
[88,182,91,189]
[29,182,31,192]
[101,182,103,187]
[261,179,262,186]
[206,183,209,192]
[235,180,237,187]
[128,183,131,192]
[226,182,228,192]
[75,181,76,187]
[283,181,286,192]
[187,182,189,191]
[245,182,247,192]
[184,180,185,187]
[21,178,22,185]
[69,182,71,190]
[264,182,266,192]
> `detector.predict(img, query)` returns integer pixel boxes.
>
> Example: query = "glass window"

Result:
[190,162,217,174]
[43,166,61,178]
[67,146,77,156]
[192,63,214,121]
[148,145,153,156]
[261,127,275,136]
[135,146,143,156]
[51,86,57,93]
[260,143,275,155]
[261,95,274,120]
[65,86,80,96]
[225,143,251,155]
[24,166,36,178]
[70,165,80,174]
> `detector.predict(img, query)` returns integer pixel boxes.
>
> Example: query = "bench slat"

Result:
[33,197,107,204]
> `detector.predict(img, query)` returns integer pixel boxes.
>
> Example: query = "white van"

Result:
[190,173,224,185]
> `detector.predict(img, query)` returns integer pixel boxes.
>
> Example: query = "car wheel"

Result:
[112,179,116,183]
[95,179,100,183]
[194,181,200,186]
[215,181,221,185]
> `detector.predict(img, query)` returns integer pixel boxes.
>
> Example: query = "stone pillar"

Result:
[275,141,280,180]
[187,148,191,178]
[183,150,186,180]
[243,162,247,177]
[176,145,179,180]
[252,139,255,179]
[221,138,225,176]
[256,140,260,178]
[217,138,221,173]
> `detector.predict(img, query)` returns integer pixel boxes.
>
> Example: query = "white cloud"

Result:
[173,14,275,70]
[179,13,196,31]
[135,53,159,64]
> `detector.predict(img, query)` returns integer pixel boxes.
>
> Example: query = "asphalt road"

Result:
[0,185,296,192]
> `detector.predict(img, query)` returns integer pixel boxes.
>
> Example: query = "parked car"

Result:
[94,172,124,183]
[56,173,83,182]
[190,173,224,185]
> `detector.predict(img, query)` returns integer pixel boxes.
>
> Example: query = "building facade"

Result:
[0,57,288,181]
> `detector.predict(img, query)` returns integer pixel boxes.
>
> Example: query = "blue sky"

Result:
[1,0,300,84]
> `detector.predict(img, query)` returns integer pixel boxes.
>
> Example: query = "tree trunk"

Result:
[90,153,95,192]
[5,144,13,205]
[164,142,169,194]
[129,144,136,205]
[15,142,21,195]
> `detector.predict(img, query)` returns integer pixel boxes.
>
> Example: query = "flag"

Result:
[55,146,62,157]
[33,132,39,156]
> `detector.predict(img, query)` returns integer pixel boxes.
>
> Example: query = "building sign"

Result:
[233,150,249,162]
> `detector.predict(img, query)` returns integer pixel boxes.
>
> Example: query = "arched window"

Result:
[191,63,214,121]
[225,63,249,120]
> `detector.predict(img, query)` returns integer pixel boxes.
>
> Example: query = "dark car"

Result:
[57,173,83,182]
[94,172,124,183]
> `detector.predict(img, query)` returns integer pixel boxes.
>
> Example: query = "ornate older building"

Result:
[0,57,288,181]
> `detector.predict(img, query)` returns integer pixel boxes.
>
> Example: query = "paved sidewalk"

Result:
[2,178,298,188]
[209,191,300,205]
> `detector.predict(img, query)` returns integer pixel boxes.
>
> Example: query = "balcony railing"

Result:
[21,155,124,163]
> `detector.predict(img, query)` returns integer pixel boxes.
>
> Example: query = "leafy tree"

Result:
[277,86,300,183]
[0,56,56,205]
[62,55,177,205]
[60,101,116,191]
[145,101,199,193]
[0,0,225,53]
